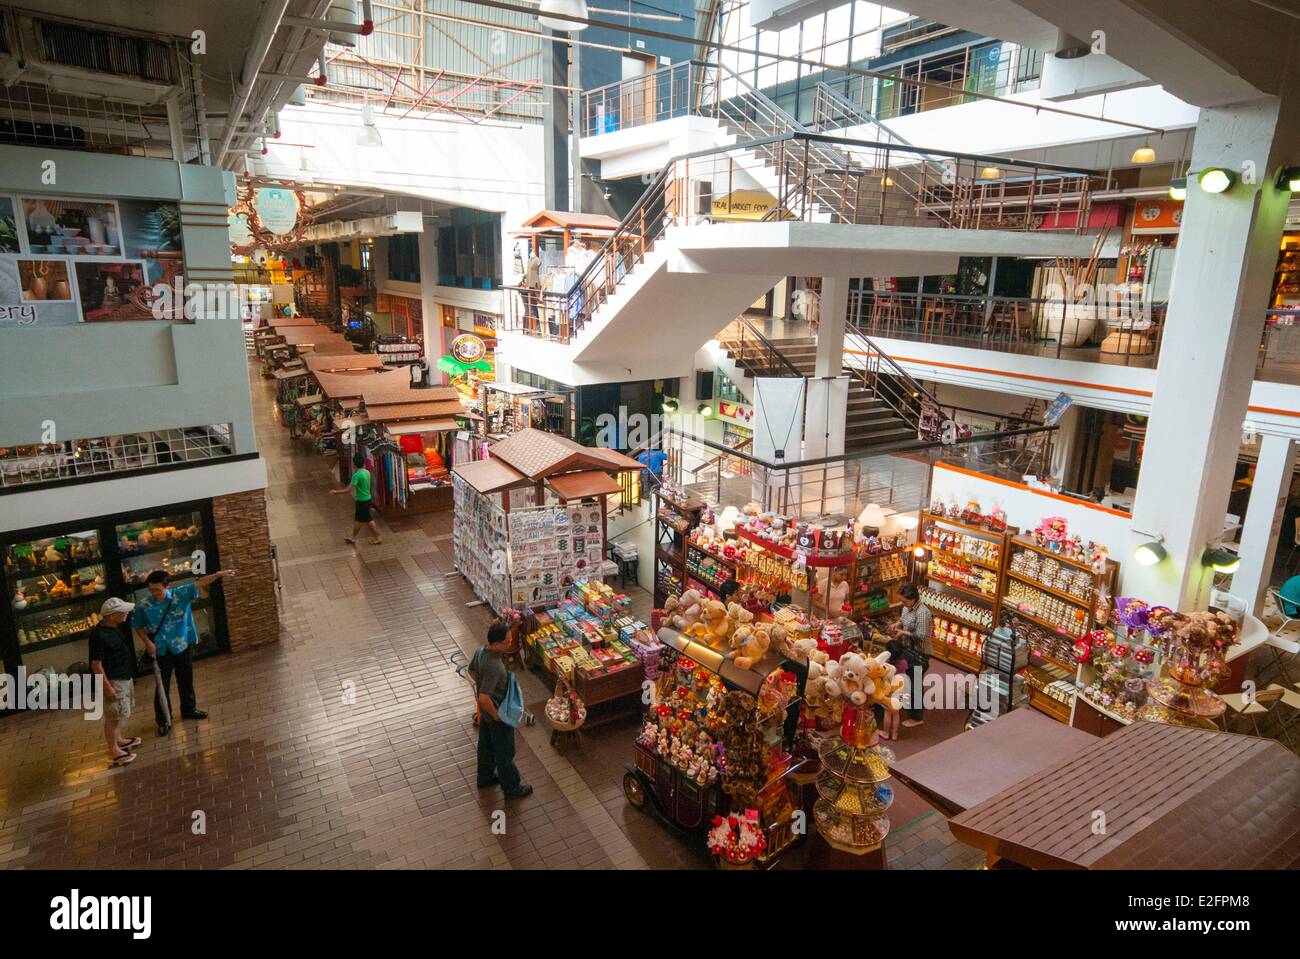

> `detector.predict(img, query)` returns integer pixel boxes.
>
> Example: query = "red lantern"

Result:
[1072,640,1093,663]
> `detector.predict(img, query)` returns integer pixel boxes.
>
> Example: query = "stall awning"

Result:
[546,470,623,500]
[452,457,526,494]
[360,383,461,407]
[655,626,784,696]
[295,393,324,407]
[489,428,642,480]
[305,352,383,373]
[314,368,407,401]
[367,400,467,421]
[386,418,461,435]
[273,368,309,380]
[519,209,620,232]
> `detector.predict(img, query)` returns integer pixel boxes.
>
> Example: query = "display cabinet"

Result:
[0,501,228,700]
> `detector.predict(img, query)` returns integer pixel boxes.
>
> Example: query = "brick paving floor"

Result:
[0,361,981,870]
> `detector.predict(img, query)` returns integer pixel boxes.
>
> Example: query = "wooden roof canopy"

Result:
[305,352,383,373]
[519,210,620,232]
[452,428,642,498]
[313,368,407,402]
[947,721,1300,870]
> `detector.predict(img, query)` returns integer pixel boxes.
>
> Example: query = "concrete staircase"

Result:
[716,326,917,452]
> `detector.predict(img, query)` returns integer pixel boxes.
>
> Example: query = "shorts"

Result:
[107,679,133,720]
[354,500,373,523]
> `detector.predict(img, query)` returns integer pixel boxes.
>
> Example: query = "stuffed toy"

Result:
[665,588,705,631]
[728,624,771,671]
[791,635,829,667]
[824,650,870,706]
[701,599,729,642]
[865,650,905,711]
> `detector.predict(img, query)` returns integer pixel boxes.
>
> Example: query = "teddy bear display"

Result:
[824,650,871,705]
[663,588,705,632]
[728,622,771,670]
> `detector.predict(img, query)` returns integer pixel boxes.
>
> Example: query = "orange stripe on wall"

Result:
[934,462,1133,518]
[843,349,1155,398]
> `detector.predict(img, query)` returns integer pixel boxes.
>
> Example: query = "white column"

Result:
[1233,434,1296,615]
[1127,96,1294,608]
[417,221,440,365]
[814,275,849,379]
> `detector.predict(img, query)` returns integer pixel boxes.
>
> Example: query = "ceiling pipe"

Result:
[216,0,293,168]
[259,53,330,87]
[282,0,375,36]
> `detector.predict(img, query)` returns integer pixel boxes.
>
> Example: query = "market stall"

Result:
[355,384,474,514]
[451,428,643,612]
[480,380,575,439]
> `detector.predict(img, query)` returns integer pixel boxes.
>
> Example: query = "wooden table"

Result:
[890,708,1095,816]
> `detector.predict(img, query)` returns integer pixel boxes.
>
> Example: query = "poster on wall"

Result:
[508,504,604,605]
[0,193,185,327]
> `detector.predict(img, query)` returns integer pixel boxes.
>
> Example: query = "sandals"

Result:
[109,752,136,767]
[344,537,356,545]
[119,737,142,750]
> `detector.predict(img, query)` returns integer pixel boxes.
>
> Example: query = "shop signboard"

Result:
[717,399,754,424]
[0,193,185,327]
[254,188,300,236]
[452,333,487,363]
[710,190,780,222]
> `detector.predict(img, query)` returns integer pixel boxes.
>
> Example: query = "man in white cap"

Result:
[90,597,142,767]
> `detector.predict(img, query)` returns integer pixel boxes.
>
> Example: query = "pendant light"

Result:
[1131,143,1156,164]
[356,104,382,148]
[979,166,1001,180]
[538,0,589,32]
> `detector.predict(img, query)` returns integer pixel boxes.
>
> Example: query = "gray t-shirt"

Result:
[473,648,509,706]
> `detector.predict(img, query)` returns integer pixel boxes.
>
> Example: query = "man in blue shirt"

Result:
[132,567,234,737]
[636,447,667,482]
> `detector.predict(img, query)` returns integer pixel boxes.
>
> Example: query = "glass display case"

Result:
[0,502,228,700]
[116,511,220,661]
[5,530,107,673]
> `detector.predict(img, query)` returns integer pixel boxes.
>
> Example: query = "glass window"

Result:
[5,530,105,674]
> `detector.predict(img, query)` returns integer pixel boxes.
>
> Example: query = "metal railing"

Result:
[502,130,1100,345]
[716,317,807,379]
[1258,309,1300,383]
[847,289,1165,367]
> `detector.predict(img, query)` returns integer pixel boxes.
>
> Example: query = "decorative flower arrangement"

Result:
[1035,516,1069,545]
[707,810,767,862]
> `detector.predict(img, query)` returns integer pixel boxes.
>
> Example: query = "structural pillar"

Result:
[417,218,440,374]
[814,275,849,379]
[1232,433,1296,615]
[1128,95,1296,608]
[542,30,570,211]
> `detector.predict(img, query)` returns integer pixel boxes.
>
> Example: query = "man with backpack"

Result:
[469,622,533,800]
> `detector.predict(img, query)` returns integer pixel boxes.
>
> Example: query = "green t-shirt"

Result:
[351,467,372,502]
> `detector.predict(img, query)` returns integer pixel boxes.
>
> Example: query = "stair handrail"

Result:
[812,81,951,185]
[689,436,752,477]
[720,315,807,381]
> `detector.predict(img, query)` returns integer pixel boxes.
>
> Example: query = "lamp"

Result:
[697,402,713,418]
[1168,177,1187,201]
[1134,540,1167,566]
[881,175,894,188]
[1201,545,1240,574]
[717,505,740,533]
[979,166,1001,180]
[894,514,919,531]
[912,545,928,560]
[1198,167,1236,194]
[1277,166,1300,192]
[1130,144,1156,164]
[661,397,678,414]
[857,503,887,536]
[1053,29,1091,59]
[537,0,589,31]
[356,104,382,148]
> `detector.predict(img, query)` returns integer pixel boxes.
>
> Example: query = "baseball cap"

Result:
[100,597,136,617]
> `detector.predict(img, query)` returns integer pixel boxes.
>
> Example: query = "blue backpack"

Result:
[473,649,525,727]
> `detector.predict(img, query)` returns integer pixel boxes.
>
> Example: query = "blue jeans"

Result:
[477,717,523,793]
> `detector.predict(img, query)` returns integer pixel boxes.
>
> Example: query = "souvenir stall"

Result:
[525,577,663,727]
[510,210,619,340]
[357,385,473,515]
[310,367,406,482]
[254,315,318,359]
[625,622,808,867]
[480,381,575,439]
[451,428,643,613]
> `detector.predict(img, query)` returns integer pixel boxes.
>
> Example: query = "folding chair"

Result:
[1220,685,1292,746]
[1264,574,1300,686]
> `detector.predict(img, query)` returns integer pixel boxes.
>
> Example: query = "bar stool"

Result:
[988,302,1029,347]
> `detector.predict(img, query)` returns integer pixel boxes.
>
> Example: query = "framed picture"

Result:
[16,258,72,301]
[22,196,122,257]
[0,197,19,254]
[74,261,153,322]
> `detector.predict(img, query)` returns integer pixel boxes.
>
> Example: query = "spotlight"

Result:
[912,545,928,560]
[1201,545,1240,574]
[1168,177,1187,201]
[1134,541,1167,566]
[979,166,1001,180]
[661,397,678,414]
[537,0,589,32]
[1198,168,1236,194]
[697,402,714,418]
[1277,166,1300,192]
[1130,145,1156,164]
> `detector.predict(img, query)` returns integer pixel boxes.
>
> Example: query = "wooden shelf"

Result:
[1006,571,1093,608]
[1002,603,1086,642]
[1011,536,1112,574]
[930,642,984,673]
[686,542,738,568]
[1028,689,1073,724]
[924,544,1001,572]
[927,576,997,605]
[655,546,683,568]
[924,512,1006,538]
[927,602,994,632]
[1031,650,1077,673]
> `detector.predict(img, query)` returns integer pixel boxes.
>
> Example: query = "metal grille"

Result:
[35,19,179,84]
[0,424,236,489]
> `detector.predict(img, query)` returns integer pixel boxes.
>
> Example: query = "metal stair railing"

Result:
[717,316,808,380]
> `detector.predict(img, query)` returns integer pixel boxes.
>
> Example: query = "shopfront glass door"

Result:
[3,529,106,675]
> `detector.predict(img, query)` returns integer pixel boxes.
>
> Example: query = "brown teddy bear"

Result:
[728,623,771,670]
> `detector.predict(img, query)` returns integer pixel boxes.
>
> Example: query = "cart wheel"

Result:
[623,771,649,810]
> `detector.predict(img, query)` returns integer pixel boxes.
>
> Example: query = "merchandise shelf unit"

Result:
[917,513,1010,672]
[849,547,911,620]
[653,490,705,607]
[1000,535,1119,663]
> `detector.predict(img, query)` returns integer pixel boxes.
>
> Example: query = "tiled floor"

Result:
[0,361,983,870]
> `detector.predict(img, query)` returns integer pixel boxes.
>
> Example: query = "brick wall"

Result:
[211,489,279,651]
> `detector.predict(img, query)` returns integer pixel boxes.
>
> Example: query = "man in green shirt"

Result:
[334,450,382,545]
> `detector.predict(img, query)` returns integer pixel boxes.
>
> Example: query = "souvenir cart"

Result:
[450,429,643,614]
[625,624,807,868]
[525,578,664,725]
